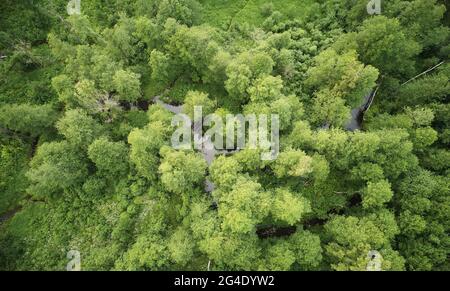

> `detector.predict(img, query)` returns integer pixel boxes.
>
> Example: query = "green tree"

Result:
[128,121,169,180]
[199,232,261,270]
[168,227,195,266]
[225,63,252,103]
[56,109,103,148]
[88,137,129,177]
[272,150,313,178]
[209,156,242,190]
[158,147,207,194]
[262,240,296,271]
[113,69,141,102]
[27,141,88,198]
[310,89,351,128]
[362,180,393,209]
[216,177,271,234]
[182,91,215,119]
[116,234,169,270]
[397,170,450,270]
[288,231,323,270]
[248,76,283,103]
[149,49,171,84]
[306,49,379,107]
[156,0,201,26]
[393,0,449,50]
[338,16,421,76]
[271,188,311,225]
[324,213,403,271]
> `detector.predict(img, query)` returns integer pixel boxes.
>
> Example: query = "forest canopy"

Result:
[0,0,449,271]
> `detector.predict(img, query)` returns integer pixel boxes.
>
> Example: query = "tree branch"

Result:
[401,61,445,86]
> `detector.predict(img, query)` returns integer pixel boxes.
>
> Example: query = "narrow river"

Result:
[0,206,22,225]
[345,88,378,131]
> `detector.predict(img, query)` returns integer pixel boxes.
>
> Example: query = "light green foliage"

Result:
[209,156,242,190]
[104,14,141,63]
[225,63,252,102]
[217,177,271,234]
[73,79,102,112]
[201,0,314,28]
[325,213,403,271]
[411,127,438,151]
[168,227,195,266]
[263,239,296,271]
[260,2,274,18]
[271,188,311,225]
[405,107,435,127]
[310,154,330,182]
[148,104,174,125]
[199,232,261,270]
[396,70,450,107]
[156,0,201,26]
[88,137,129,176]
[116,234,169,270]
[286,121,314,150]
[225,51,275,104]
[288,231,322,270]
[233,149,263,172]
[272,150,313,178]
[149,50,171,83]
[165,24,219,81]
[362,180,393,209]
[306,49,379,107]
[113,69,142,102]
[158,147,207,194]
[182,91,215,119]
[248,75,283,103]
[351,162,384,182]
[134,16,159,48]
[310,89,351,128]
[56,109,103,148]
[128,121,169,180]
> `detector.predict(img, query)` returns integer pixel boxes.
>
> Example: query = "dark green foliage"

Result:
[0,104,57,136]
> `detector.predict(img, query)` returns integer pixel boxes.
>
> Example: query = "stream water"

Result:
[345,89,377,131]
[0,206,22,224]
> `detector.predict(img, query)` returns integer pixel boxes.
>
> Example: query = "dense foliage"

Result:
[0,0,449,271]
